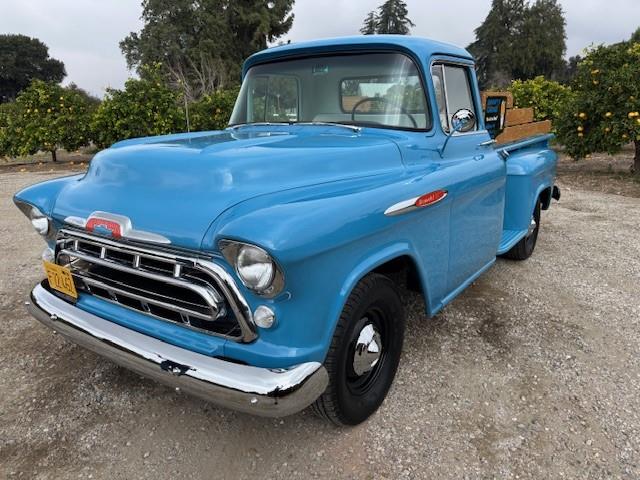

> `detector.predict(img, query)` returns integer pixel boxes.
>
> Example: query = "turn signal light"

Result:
[415,190,447,208]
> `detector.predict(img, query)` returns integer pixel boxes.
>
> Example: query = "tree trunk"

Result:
[51,149,57,162]
[635,140,640,176]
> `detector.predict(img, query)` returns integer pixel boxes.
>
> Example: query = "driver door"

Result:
[431,62,506,293]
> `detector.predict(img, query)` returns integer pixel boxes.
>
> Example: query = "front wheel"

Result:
[312,273,405,426]
[503,199,541,261]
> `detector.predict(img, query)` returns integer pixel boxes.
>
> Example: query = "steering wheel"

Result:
[258,92,289,122]
[350,97,418,128]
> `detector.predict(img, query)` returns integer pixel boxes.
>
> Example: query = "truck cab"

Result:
[15,35,559,426]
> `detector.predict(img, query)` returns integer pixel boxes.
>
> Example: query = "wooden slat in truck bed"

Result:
[505,108,534,127]
[495,120,552,145]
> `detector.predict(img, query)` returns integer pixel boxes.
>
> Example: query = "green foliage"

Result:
[376,0,414,34]
[554,41,640,165]
[360,11,378,35]
[468,0,566,88]
[509,76,573,122]
[189,86,240,131]
[2,80,94,161]
[0,102,17,156]
[91,64,185,148]
[0,34,66,103]
[120,0,293,101]
[360,0,414,35]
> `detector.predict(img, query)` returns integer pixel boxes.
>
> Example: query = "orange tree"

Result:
[188,86,240,131]
[3,80,94,161]
[92,64,185,148]
[555,41,640,174]
[0,102,17,157]
[509,76,573,123]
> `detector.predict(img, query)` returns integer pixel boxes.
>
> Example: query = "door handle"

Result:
[478,139,497,148]
[474,154,484,161]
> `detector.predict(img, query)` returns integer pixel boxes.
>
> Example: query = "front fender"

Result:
[13,173,85,218]
[13,174,85,247]
[207,172,451,367]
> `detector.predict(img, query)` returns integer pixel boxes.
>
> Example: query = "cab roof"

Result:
[243,35,474,76]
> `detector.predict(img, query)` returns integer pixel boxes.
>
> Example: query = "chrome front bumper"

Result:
[27,283,328,417]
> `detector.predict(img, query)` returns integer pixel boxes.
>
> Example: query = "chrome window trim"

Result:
[429,59,481,137]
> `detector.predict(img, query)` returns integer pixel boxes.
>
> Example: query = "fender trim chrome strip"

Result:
[27,283,328,417]
[384,190,448,216]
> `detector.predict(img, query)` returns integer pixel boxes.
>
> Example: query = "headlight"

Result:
[219,240,284,297]
[237,245,274,291]
[30,208,50,236]
[14,199,51,237]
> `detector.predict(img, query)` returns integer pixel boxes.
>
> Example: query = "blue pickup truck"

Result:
[15,36,560,426]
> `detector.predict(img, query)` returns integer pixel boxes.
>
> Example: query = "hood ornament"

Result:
[65,211,171,244]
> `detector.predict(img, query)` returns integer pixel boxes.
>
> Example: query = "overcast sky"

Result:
[1,0,638,97]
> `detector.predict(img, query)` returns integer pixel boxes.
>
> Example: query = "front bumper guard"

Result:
[27,283,328,417]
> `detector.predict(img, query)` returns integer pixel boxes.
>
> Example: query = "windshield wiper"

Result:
[291,121,362,132]
[228,121,363,132]
[227,122,288,130]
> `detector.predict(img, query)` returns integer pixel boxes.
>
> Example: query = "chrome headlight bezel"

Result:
[219,240,285,298]
[14,199,53,239]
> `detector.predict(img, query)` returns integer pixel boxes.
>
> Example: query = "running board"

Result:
[497,229,527,255]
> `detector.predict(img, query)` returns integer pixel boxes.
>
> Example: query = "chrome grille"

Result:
[54,229,256,342]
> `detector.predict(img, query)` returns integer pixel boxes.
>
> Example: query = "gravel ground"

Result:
[1,170,639,480]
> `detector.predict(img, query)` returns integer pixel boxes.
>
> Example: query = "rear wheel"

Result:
[312,273,405,426]
[503,199,541,261]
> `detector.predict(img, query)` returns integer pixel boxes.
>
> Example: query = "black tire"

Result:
[503,199,541,261]
[312,273,405,426]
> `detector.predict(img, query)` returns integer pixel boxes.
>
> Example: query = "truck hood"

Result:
[52,126,404,250]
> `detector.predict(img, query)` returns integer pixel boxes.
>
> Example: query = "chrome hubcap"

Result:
[352,323,382,376]
[527,216,537,236]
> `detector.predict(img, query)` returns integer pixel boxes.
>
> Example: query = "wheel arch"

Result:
[538,185,553,210]
[324,244,429,358]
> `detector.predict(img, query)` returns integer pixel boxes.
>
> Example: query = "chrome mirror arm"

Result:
[438,108,476,158]
[438,129,456,158]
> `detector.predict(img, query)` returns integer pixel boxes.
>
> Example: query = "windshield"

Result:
[229,52,431,131]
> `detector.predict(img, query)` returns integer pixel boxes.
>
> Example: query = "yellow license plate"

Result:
[43,261,78,299]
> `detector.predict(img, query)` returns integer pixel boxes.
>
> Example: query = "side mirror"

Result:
[439,108,476,157]
[451,108,476,133]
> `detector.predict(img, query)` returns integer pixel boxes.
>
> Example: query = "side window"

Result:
[248,75,299,123]
[430,64,477,133]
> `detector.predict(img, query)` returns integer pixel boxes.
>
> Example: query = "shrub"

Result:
[2,80,94,161]
[188,86,240,131]
[92,64,185,148]
[554,41,640,171]
[0,102,17,157]
[509,76,573,122]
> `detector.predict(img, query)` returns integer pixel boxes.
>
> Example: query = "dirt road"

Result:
[1,170,639,479]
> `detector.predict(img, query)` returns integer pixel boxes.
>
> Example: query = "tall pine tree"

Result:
[360,11,378,35]
[377,0,415,34]
[468,0,566,88]
[359,0,414,35]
